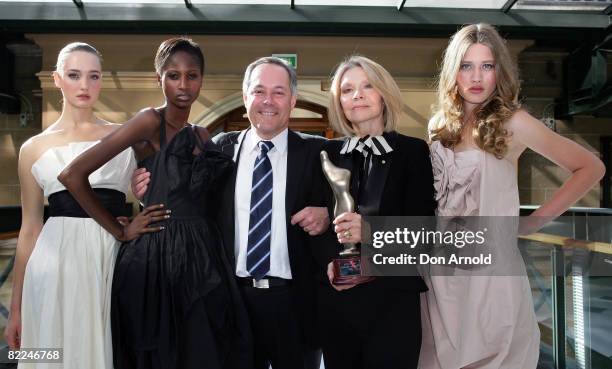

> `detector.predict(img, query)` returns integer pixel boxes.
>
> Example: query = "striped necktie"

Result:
[246,140,274,280]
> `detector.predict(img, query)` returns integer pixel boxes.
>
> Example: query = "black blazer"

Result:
[213,128,326,347]
[312,130,437,293]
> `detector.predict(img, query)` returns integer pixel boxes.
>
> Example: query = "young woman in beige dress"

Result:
[420,23,605,369]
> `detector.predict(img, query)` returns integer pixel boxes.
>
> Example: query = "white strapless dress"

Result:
[19,141,135,369]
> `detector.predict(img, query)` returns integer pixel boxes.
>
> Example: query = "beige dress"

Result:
[419,141,540,369]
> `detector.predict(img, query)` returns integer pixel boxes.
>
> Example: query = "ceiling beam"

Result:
[501,0,519,13]
[397,0,407,11]
[72,0,83,8]
[0,3,607,40]
[184,0,192,9]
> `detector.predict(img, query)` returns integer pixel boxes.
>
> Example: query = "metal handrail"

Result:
[520,205,612,215]
[0,231,18,241]
[520,232,612,255]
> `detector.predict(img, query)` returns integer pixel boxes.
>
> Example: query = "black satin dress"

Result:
[111,117,252,369]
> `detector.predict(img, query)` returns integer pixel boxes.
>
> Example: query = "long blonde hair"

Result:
[329,55,403,137]
[429,23,520,158]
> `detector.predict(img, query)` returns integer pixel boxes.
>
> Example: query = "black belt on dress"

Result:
[236,276,292,289]
[48,189,126,218]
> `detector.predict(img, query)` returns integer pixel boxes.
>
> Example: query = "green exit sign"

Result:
[272,54,297,68]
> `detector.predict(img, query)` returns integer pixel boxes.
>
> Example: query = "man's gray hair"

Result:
[242,56,297,96]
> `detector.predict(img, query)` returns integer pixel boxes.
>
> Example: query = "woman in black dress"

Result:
[59,37,251,369]
[313,55,436,369]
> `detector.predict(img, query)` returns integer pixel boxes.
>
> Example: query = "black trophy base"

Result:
[332,255,374,285]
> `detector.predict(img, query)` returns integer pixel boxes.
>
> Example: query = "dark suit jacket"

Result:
[213,128,326,348]
[312,130,437,293]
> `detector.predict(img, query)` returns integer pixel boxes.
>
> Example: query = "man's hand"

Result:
[131,167,151,200]
[291,206,330,236]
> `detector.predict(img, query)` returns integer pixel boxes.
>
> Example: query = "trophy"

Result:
[320,150,373,285]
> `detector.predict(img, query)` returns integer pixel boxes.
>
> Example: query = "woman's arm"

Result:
[4,143,45,349]
[58,108,168,241]
[508,110,605,219]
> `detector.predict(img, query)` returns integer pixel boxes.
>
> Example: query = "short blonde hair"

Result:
[329,55,403,137]
[429,23,520,159]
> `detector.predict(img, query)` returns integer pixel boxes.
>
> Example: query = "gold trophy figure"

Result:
[320,150,372,285]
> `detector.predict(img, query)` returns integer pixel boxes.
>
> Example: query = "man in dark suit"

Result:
[212,57,328,369]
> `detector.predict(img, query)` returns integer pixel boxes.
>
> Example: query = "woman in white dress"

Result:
[4,42,164,369]
[419,24,605,369]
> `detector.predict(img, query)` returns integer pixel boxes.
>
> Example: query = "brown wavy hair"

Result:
[429,23,520,159]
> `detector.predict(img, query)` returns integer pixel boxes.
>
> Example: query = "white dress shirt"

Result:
[234,128,292,279]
